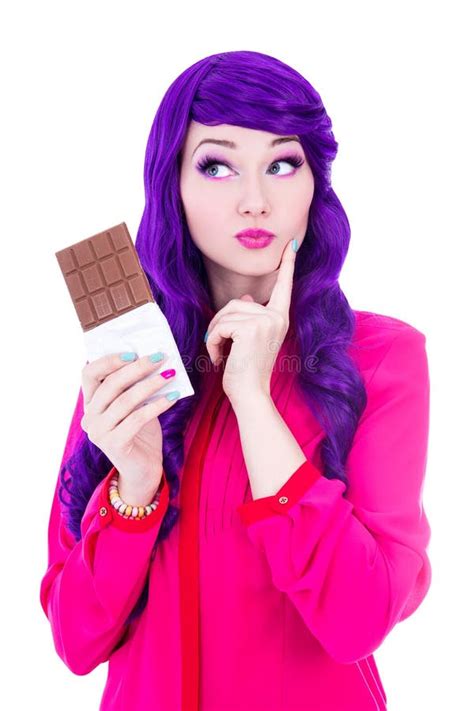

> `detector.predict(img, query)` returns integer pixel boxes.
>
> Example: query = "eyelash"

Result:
[196,152,305,177]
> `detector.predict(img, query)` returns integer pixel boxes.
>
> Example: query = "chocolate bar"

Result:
[55,222,195,402]
[55,222,155,332]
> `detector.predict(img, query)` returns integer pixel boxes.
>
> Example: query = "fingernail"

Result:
[120,352,137,361]
[166,390,180,401]
[149,352,165,363]
[161,369,176,379]
[291,239,299,252]
[204,330,208,343]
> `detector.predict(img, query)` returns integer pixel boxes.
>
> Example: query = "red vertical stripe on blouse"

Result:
[179,374,226,711]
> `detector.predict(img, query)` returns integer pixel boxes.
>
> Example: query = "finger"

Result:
[81,353,138,406]
[102,367,176,434]
[267,238,298,319]
[82,352,168,408]
[206,316,249,365]
[113,393,178,447]
[206,299,262,336]
[88,352,170,415]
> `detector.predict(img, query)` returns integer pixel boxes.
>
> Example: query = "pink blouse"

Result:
[39,309,432,710]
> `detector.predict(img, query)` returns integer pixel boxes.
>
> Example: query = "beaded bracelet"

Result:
[108,475,161,520]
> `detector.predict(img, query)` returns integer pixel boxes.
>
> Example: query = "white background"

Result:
[1,0,472,708]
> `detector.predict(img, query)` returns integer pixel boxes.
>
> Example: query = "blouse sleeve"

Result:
[39,385,170,675]
[236,327,431,664]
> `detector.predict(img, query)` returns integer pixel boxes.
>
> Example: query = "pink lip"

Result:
[236,235,274,249]
[234,228,275,249]
[235,228,275,239]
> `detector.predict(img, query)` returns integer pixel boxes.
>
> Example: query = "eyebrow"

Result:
[191,135,301,158]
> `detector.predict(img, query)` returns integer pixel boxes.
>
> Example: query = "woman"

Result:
[39,50,431,710]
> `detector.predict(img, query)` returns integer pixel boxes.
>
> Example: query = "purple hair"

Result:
[58,50,367,628]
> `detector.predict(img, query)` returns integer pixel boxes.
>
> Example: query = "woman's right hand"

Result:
[80,352,179,499]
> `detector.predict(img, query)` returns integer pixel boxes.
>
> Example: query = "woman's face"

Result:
[179,120,315,303]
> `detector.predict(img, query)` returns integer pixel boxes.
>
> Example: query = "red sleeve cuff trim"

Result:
[236,458,323,526]
[97,465,170,532]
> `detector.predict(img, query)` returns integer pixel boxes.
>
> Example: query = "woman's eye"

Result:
[268,160,298,176]
[200,161,232,178]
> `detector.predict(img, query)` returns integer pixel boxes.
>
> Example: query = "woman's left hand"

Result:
[204,238,298,408]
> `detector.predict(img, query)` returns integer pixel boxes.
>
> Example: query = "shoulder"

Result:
[349,309,427,387]
[353,308,426,337]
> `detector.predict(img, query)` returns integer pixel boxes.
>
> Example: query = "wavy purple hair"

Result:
[58,50,367,629]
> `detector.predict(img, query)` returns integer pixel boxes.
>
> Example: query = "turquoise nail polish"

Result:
[120,352,137,361]
[149,351,165,363]
[291,239,299,252]
[166,390,180,401]
[204,330,208,343]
